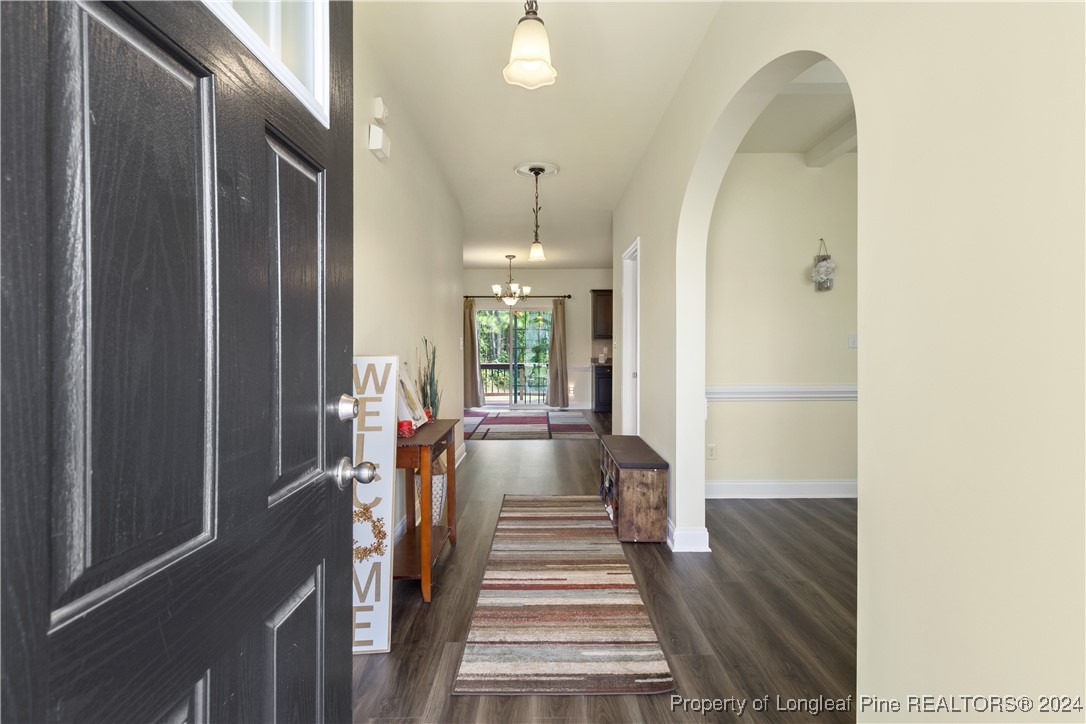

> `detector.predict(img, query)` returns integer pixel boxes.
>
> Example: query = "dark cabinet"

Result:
[592,364,612,412]
[591,289,613,339]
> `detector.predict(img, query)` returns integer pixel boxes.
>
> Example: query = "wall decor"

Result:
[351,356,398,654]
[811,237,837,291]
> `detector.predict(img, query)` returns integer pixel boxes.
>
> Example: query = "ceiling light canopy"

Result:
[492,255,531,306]
[503,0,557,90]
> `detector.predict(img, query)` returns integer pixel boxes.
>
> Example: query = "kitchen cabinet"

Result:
[592,363,612,413]
[591,289,613,339]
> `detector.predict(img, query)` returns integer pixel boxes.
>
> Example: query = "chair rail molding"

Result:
[705,384,857,402]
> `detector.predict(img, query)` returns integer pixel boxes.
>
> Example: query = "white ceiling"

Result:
[356,3,854,270]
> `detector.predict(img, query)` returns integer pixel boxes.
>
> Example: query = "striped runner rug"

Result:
[452,495,674,695]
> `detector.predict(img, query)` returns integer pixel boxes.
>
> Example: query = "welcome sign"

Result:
[351,356,397,654]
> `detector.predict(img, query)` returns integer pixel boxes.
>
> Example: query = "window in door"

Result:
[203,1,330,125]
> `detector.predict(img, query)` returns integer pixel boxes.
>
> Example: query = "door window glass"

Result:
[204,1,329,125]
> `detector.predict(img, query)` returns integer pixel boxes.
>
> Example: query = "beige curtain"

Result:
[546,298,569,408]
[463,299,483,408]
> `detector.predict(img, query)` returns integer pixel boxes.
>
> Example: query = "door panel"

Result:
[50,0,217,622]
[265,567,323,723]
[1,1,353,721]
[155,673,208,724]
[269,135,324,500]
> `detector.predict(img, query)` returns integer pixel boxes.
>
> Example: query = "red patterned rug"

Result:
[451,495,674,695]
[463,410,596,440]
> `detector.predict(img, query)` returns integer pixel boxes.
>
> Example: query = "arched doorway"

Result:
[670,51,859,550]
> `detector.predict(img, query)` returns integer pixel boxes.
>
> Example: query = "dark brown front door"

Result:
[1,2,354,721]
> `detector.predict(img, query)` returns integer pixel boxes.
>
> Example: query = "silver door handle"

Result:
[337,394,360,421]
[333,457,376,491]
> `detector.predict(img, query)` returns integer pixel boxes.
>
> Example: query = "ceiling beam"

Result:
[805,115,857,168]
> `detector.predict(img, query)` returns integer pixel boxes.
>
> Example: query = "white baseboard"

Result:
[455,443,467,467]
[667,519,711,552]
[706,479,857,498]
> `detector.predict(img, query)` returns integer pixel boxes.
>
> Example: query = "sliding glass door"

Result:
[476,308,551,407]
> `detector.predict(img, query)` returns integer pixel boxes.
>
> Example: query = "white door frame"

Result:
[621,238,640,434]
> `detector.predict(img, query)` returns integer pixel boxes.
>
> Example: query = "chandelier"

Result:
[503,0,557,90]
[492,254,531,306]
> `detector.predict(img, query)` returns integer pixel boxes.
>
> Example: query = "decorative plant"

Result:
[417,337,441,417]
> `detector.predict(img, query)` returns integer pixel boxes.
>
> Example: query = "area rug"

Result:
[451,495,674,695]
[463,410,597,440]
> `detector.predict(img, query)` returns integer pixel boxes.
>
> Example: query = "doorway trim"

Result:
[621,237,640,434]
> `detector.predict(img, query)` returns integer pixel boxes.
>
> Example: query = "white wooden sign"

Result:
[350,356,397,654]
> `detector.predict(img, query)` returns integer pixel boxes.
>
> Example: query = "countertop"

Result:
[591,359,613,367]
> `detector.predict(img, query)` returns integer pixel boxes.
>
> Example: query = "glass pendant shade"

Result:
[529,239,546,261]
[503,17,557,90]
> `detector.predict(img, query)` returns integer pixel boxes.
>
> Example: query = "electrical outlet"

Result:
[706,444,717,460]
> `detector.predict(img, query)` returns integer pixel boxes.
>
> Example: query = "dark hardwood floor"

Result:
[581,409,612,437]
[352,440,856,723]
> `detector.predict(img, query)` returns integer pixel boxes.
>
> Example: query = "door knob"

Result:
[337,394,360,421]
[333,457,376,491]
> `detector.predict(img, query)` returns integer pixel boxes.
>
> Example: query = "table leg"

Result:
[445,435,457,545]
[419,446,432,603]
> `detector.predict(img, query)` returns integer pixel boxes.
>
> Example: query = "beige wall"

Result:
[463,268,612,409]
[613,2,1084,716]
[706,152,857,484]
[353,23,465,533]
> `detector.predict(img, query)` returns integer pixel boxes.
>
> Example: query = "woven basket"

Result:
[413,471,447,526]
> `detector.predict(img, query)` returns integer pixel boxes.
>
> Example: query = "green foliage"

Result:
[476,309,551,364]
[417,337,441,417]
[474,309,552,404]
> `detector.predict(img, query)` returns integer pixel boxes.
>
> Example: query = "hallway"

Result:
[352,439,856,723]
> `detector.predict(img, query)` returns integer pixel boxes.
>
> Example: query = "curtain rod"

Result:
[463,294,571,299]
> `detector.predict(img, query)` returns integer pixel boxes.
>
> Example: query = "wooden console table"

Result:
[393,418,457,602]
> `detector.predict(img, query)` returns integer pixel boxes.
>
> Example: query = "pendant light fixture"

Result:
[492,255,531,306]
[528,167,546,262]
[516,161,557,263]
[503,0,557,90]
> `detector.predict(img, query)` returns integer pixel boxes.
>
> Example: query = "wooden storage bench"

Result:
[599,435,668,543]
